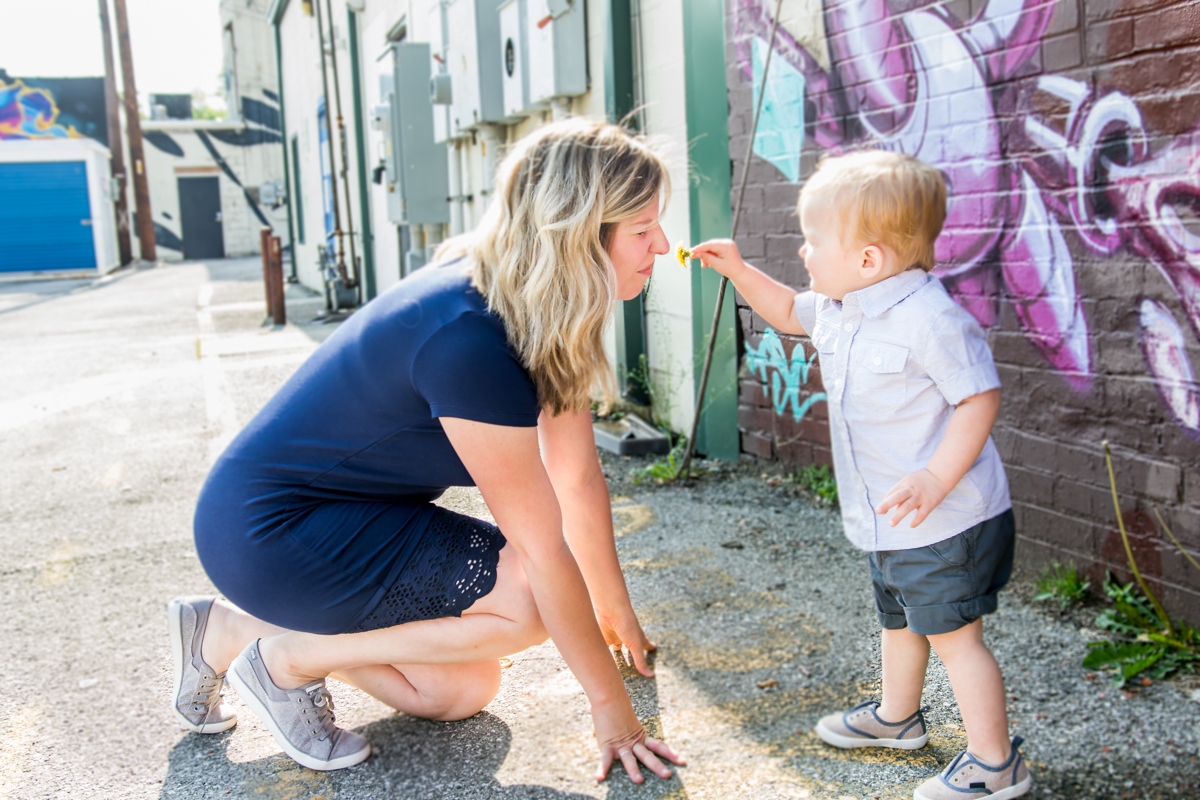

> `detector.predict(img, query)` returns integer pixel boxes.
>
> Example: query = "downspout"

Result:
[313,0,348,284]
[321,0,360,298]
[273,20,298,281]
[347,5,376,300]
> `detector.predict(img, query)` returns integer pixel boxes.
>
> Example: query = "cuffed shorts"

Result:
[868,509,1015,636]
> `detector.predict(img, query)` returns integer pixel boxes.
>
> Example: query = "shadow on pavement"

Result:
[158,709,634,799]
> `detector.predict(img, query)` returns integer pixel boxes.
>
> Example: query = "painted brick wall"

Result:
[724,0,1200,619]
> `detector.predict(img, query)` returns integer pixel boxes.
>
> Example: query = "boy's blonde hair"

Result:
[437,117,669,415]
[798,150,946,271]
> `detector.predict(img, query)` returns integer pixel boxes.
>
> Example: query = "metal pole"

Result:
[347,7,375,300]
[677,0,783,479]
[112,0,155,262]
[273,22,298,283]
[97,0,132,265]
[313,0,347,283]
[260,227,275,319]
[269,235,287,325]
[324,0,360,297]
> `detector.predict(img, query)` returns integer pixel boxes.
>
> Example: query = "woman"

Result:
[169,118,684,783]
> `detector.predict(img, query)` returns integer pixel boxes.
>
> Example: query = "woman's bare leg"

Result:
[257,543,547,690]
[331,661,503,721]
[200,600,288,673]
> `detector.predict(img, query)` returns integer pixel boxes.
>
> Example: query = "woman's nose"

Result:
[651,225,670,255]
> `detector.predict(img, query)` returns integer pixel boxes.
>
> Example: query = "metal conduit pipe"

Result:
[423,222,445,263]
[447,140,464,236]
[321,0,360,294]
[479,124,503,216]
[313,0,347,283]
[459,139,474,231]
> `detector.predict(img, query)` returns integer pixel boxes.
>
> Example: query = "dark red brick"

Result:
[1133,4,1200,50]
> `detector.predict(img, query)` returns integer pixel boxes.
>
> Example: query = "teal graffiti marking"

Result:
[744,329,827,423]
[751,36,805,183]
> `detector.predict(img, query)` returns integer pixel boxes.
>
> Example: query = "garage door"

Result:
[0,160,95,272]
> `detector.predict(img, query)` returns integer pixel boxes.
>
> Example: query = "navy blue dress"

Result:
[194,261,541,634]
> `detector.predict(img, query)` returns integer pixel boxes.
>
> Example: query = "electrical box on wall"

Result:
[429,0,507,141]
[527,0,587,105]
[388,42,450,225]
[378,75,404,223]
[427,1,452,143]
[498,0,532,118]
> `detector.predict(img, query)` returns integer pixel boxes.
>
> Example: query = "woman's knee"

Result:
[423,661,503,721]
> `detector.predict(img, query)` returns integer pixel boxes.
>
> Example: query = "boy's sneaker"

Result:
[168,596,237,734]
[914,736,1032,800]
[815,700,929,749]
[225,639,371,771]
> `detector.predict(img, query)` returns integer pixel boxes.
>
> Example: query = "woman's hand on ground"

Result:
[595,605,656,677]
[876,469,949,528]
[688,239,747,280]
[593,700,686,783]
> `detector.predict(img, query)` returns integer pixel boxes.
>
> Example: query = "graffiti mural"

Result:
[0,79,85,140]
[745,329,828,423]
[733,0,1200,440]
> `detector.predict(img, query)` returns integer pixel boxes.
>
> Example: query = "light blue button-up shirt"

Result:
[793,269,1011,552]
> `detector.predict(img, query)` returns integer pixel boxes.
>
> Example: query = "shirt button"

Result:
[873,356,882,365]
[843,323,853,331]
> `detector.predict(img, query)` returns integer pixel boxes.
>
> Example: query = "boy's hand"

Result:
[877,469,949,528]
[688,239,747,280]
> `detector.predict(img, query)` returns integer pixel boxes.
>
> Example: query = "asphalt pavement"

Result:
[1,258,1197,800]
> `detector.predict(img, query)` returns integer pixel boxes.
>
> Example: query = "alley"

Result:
[0,260,1197,799]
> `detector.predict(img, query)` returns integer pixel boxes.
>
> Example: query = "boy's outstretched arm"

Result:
[877,388,1001,527]
[689,239,806,335]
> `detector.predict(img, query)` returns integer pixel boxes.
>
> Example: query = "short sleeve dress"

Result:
[193,260,541,635]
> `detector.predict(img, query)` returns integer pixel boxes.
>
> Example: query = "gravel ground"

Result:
[599,453,1200,800]
[2,257,1197,799]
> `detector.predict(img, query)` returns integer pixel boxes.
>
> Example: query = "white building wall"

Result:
[277,0,696,432]
[278,0,372,294]
[636,0,695,435]
[140,121,288,260]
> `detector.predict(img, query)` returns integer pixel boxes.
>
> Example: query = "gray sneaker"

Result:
[168,596,237,734]
[914,736,1031,800]
[225,639,371,771]
[815,700,929,749]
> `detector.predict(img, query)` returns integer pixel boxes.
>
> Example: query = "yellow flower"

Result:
[675,241,693,267]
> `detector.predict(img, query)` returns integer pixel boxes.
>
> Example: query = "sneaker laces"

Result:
[182,669,224,715]
[304,685,338,743]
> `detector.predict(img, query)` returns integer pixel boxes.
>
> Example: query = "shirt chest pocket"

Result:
[809,323,837,356]
[850,341,909,413]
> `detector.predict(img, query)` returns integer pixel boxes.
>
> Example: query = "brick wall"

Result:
[724,0,1200,619]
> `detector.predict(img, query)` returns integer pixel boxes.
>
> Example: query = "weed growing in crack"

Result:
[1033,563,1090,607]
[790,464,838,507]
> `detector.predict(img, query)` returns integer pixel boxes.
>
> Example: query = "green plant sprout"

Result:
[791,464,838,507]
[1032,563,1090,607]
[1078,442,1200,688]
[633,442,703,485]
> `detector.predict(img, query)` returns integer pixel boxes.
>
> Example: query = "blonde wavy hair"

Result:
[799,149,946,271]
[438,118,669,415]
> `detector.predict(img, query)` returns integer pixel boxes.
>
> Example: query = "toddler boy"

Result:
[689,150,1030,800]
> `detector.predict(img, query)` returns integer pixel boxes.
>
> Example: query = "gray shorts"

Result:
[868,509,1015,636]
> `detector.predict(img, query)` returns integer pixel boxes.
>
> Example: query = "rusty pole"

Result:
[97,0,132,265]
[269,235,286,325]
[260,227,276,319]
[112,0,155,262]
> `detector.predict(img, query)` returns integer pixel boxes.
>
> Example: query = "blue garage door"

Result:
[0,161,95,273]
